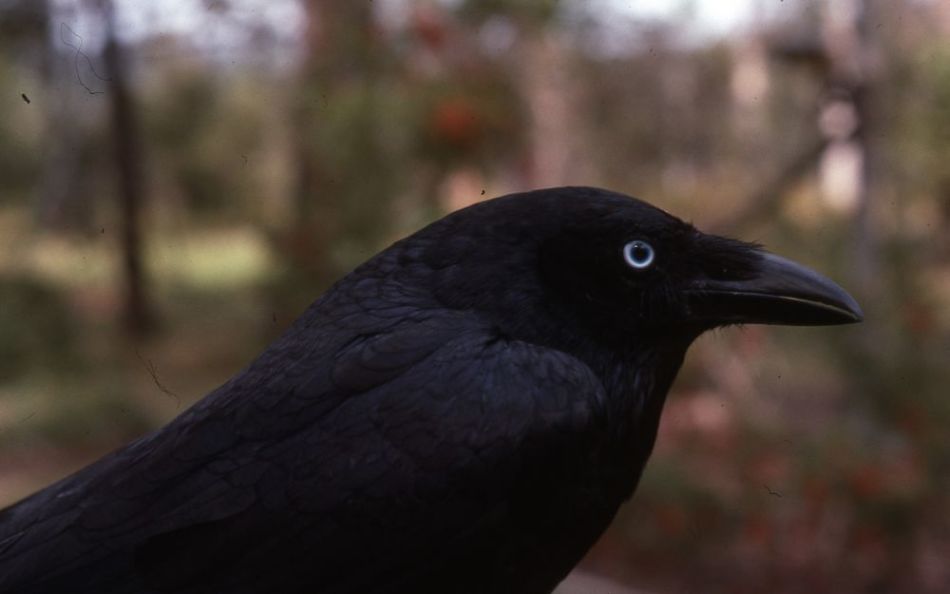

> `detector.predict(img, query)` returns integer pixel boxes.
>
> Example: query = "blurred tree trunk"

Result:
[852,0,884,298]
[292,0,325,226]
[519,29,588,187]
[99,0,152,337]
[288,0,384,282]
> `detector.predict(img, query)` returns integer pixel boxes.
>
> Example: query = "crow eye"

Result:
[623,240,655,270]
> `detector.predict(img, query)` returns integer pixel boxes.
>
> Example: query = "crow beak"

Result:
[686,252,864,326]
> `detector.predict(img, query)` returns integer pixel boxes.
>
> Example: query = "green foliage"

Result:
[456,0,562,27]
[0,275,78,382]
[145,70,265,219]
[414,70,527,169]
[0,59,41,200]
[0,376,153,450]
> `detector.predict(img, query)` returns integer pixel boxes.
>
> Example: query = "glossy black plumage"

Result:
[0,187,861,594]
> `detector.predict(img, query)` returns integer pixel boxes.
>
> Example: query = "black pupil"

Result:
[632,244,650,262]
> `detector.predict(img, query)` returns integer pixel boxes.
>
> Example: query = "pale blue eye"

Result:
[623,240,655,269]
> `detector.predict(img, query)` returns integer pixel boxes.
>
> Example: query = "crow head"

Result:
[419,186,861,354]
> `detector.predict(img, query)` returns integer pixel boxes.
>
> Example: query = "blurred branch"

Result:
[710,134,830,233]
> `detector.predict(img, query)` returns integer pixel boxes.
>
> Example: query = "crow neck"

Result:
[589,337,691,497]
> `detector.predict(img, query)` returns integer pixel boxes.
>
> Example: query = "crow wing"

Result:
[0,308,607,594]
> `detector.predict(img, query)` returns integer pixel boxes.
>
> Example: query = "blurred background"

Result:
[0,0,948,592]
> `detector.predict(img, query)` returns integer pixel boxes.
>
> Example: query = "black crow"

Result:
[0,187,861,594]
